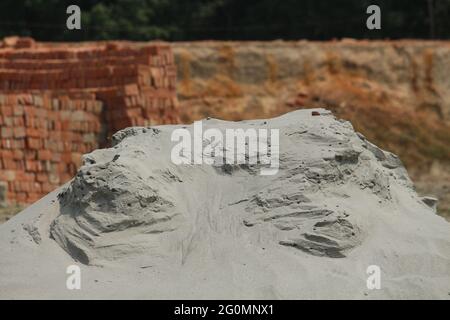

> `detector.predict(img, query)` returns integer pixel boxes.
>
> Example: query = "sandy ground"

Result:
[3,180,448,223]
[1,109,449,299]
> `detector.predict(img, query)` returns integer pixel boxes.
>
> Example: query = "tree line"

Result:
[0,0,449,41]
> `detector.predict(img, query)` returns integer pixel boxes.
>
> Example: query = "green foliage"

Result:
[0,0,449,41]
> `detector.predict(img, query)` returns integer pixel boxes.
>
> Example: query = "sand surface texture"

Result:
[1,109,449,299]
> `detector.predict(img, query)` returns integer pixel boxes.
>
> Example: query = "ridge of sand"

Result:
[1,109,449,299]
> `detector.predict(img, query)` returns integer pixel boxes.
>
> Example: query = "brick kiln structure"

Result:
[0,37,179,205]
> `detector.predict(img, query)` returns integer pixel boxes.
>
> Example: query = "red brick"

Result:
[13,149,24,160]
[38,150,52,161]
[36,173,48,183]
[1,106,13,116]
[0,170,15,181]
[13,126,26,138]
[26,137,41,149]
[2,158,16,169]
[16,192,27,203]
[1,127,13,138]
[41,183,55,193]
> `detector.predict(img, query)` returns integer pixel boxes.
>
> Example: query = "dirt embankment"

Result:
[173,40,450,219]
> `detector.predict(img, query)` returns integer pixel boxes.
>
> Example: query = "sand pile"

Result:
[0,109,449,299]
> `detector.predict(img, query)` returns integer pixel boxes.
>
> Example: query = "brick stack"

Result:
[0,37,179,205]
[0,92,104,203]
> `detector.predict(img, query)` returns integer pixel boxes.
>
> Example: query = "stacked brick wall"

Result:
[0,37,179,205]
[0,92,104,203]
